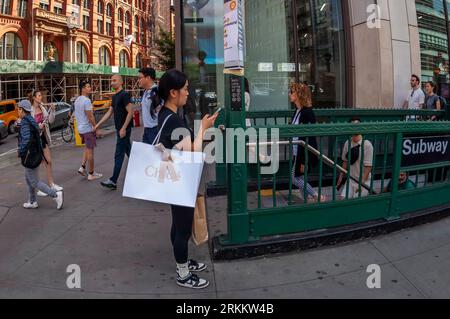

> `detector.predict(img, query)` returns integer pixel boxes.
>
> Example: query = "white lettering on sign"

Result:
[403,139,449,156]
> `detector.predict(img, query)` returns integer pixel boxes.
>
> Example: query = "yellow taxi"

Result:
[0,100,19,134]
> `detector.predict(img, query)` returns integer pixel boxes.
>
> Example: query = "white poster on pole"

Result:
[224,0,244,70]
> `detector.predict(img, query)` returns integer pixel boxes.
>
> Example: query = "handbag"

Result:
[123,114,205,208]
[192,196,209,246]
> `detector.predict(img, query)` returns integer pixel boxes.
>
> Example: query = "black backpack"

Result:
[21,122,44,169]
[439,96,448,111]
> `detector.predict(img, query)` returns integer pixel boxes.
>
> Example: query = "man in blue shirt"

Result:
[138,68,159,144]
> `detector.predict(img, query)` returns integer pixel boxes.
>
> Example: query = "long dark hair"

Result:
[150,69,188,118]
[28,89,41,104]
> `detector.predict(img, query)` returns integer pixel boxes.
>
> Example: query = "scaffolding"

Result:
[0,73,141,104]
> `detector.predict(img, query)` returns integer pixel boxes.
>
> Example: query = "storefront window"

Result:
[180,0,346,118]
[416,0,450,99]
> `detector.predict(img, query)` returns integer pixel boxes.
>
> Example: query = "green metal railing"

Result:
[220,120,450,246]
[218,74,450,246]
[214,108,447,187]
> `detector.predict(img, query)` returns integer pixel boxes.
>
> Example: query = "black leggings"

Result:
[170,204,195,264]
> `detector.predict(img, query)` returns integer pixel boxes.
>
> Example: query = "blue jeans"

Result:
[110,128,132,184]
[143,127,159,145]
[25,168,57,203]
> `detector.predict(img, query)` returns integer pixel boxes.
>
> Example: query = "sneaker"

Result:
[176,273,209,290]
[23,202,39,209]
[100,179,117,190]
[78,167,87,177]
[51,183,63,192]
[188,259,207,273]
[88,172,103,181]
[37,190,48,197]
[53,191,64,210]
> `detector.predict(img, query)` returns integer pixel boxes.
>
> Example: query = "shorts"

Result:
[41,133,49,149]
[81,132,97,149]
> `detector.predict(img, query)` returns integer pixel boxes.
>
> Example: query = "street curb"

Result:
[211,203,450,260]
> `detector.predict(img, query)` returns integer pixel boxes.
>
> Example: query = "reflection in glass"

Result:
[416,0,450,98]
[180,0,346,117]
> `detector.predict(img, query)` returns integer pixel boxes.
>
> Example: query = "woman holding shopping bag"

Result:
[29,89,63,195]
[151,69,218,290]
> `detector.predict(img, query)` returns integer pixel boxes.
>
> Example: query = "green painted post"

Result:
[388,132,403,220]
[220,73,250,246]
[215,110,227,186]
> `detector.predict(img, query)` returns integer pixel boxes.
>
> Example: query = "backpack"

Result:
[439,96,448,111]
[21,122,44,169]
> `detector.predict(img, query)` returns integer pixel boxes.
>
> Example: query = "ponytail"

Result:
[150,69,188,119]
[150,86,162,119]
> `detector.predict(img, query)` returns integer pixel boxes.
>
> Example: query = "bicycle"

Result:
[61,116,74,143]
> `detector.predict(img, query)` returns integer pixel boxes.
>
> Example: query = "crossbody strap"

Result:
[152,114,173,146]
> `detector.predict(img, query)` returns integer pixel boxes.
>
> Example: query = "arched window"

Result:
[119,50,129,67]
[99,46,110,65]
[118,8,123,22]
[0,32,24,60]
[140,17,145,29]
[106,3,112,17]
[136,53,142,69]
[83,0,90,9]
[76,42,88,64]
[98,0,104,14]
[125,11,131,24]
[135,15,139,27]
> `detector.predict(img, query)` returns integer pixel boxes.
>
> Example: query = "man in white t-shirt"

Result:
[402,74,425,120]
[74,80,103,181]
[337,118,374,199]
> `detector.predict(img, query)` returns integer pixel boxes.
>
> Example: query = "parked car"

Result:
[0,99,19,134]
[46,102,71,130]
[0,120,8,140]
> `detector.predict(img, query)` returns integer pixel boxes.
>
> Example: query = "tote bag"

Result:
[123,115,205,208]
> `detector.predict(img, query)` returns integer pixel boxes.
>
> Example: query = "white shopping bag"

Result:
[123,141,205,208]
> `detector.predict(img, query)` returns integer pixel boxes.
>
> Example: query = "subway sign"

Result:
[402,135,450,167]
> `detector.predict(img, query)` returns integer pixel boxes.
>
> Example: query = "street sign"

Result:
[402,135,450,167]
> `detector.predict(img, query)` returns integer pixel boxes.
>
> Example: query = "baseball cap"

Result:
[18,100,32,112]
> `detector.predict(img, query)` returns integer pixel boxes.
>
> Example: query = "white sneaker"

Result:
[23,202,39,209]
[51,183,63,192]
[78,167,87,177]
[37,190,48,197]
[53,191,64,210]
[88,172,103,181]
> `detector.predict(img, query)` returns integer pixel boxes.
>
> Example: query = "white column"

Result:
[69,37,73,63]
[35,32,39,61]
[40,32,44,61]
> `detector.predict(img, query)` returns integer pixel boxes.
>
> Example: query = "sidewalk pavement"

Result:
[0,126,449,299]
